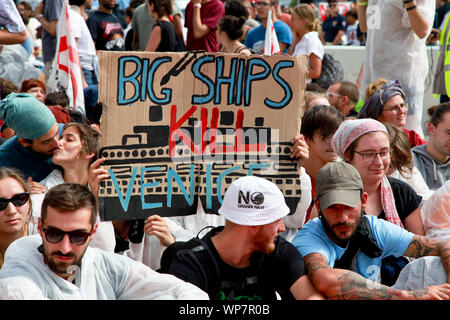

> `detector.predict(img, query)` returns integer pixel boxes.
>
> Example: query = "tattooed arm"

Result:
[304,253,450,300]
[404,235,450,282]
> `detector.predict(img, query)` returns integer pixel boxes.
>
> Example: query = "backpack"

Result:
[312,52,344,90]
[159,229,221,297]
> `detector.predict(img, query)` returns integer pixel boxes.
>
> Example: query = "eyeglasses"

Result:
[0,192,29,210]
[382,103,408,114]
[42,227,93,245]
[354,149,391,162]
[326,91,342,98]
[329,4,337,7]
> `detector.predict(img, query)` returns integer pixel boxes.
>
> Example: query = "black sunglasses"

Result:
[42,227,93,245]
[0,192,30,210]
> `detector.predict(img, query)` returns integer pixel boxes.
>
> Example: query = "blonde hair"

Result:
[292,4,322,32]
[304,91,329,109]
[364,78,387,102]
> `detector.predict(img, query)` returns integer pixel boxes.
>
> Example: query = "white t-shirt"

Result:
[292,31,324,60]
[70,8,97,71]
[345,22,360,46]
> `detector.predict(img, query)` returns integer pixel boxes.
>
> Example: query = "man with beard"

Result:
[87,0,125,51]
[0,183,209,300]
[161,176,324,300]
[0,93,63,182]
[293,161,450,300]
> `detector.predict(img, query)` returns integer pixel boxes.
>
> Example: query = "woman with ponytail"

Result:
[217,15,252,55]
[288,4,324,80]
[145,0,182,52]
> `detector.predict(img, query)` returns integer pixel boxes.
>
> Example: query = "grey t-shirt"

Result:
[131,3,156,50]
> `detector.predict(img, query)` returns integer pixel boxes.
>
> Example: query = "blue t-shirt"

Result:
[293,215,414,283]
[244,20,293,54]
[322,14,346,43]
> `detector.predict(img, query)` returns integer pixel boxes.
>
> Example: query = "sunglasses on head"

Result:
[42,227,93,245]
[0,192,29,210]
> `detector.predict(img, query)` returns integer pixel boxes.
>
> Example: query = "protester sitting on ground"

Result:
[44,92,71,124]
[292,161,450,300]
[384,123,433,202]
[19,78,46,103]
[360,79,426,148]
[420,181,450,241]
[331,118,425,286]
[0,167,37,268]
[145,0,183,52]
[160,175,325,300]
[291,105,344,226]
[217,15,252,55]
[0,93,63,182]
[326,80,359,118]
[29,122,115,252]
[304,91,329,110]
[288,4,323,81]
[0,183,209,299]
[412,102,450,191]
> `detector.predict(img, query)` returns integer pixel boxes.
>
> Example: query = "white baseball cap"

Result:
[218,176,290,226]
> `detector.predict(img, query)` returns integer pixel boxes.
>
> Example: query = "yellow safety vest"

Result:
[441,13,450,97]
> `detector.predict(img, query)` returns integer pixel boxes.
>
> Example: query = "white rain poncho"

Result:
[362,0,435,137]
[0,234,209,300]
[393,256,447,290]
[421,181,450,241]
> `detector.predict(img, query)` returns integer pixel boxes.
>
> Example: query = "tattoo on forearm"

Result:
[332,272,405,300]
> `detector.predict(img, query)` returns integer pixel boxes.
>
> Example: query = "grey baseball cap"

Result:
[316,161,363,210]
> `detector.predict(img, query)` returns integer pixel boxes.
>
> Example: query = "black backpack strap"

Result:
[334,216,382,272]
[159,231,222,297]
[176,237,221,295]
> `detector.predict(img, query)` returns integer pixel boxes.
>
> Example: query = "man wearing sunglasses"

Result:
[0,93,64,182]
[0,183,208,299]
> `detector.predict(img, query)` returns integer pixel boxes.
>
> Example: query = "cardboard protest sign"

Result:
[98,51,307,221]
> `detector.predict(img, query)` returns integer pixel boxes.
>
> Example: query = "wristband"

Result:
[36,14,44,20]
[193,3,201,8]
[406,5,417,11]
[358,1,368,6]
[403,0,414,3]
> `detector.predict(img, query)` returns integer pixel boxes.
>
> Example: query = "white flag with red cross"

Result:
[264,10,280,55]
[48,0,85,114]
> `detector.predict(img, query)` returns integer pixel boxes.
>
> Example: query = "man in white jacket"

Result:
[0,183,208,300]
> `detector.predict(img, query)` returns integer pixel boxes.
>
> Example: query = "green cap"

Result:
[0,93,56,140]
[316,161,363,210]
